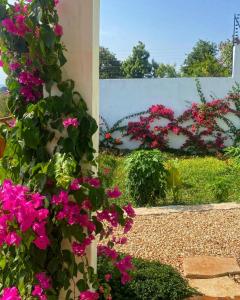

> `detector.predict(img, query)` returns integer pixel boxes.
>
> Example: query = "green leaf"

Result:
[47,257,59,274]
[0,256,6,270]
[76,279,88,292]
[41,25,56,49]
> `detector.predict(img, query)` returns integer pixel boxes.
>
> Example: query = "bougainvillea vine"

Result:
[100,87,240,154]
[0,0,135,299]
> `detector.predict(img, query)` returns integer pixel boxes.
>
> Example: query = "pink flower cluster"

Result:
[0,180,50,250]
[125,97,237,153]
[52,191,96,233]
[0,287,21,300]
[2,15,29,37]
[115,255,133,284]
[150,104,174,120]
[54,24,63,36]
[72,235,94,256]
[63,118,79,128]
[17,71,43,102]
[79,290,99,300]
[98,245,133,285]
[106,186,122,198]
[9,62,21,71]
[32,272,52,300]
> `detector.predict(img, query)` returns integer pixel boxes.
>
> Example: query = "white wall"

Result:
[100,45,240,150]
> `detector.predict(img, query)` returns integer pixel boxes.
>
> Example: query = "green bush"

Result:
[125,150,167,206]
[98,256,197,300]
[97,152,118,188]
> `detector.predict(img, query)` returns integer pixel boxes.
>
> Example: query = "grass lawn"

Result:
[97,152,240,207]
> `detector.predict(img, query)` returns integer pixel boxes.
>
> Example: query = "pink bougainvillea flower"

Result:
[120,272,131,285]
[2,18,15,34]
[123,203,136,218]
[2,15,29,37]
[0,60,3,67]
[35,272,52,290]
[9,62,20,71]
[104,273,112,282]
[33,235,50,250]
[54,24,63,36]
[112,236,127,245]
[0,287,21,300]
[63,117,79,128]
[18,71,43,86]
[124,218,133,234]
[115,255,133,285]
[72,235,94,256]
[0,180,50,250]
[70,178,81,190]
[14,3,21,12]
[80,177,101,188]
[32,285,43,297]
[79,290,99,300]
[81,199,92,210]
[5,232,21,247]
[97,245,118,260]
[106,186,122,199]
[97,207,119,227]
[54,0,59,5]
[105,133,111,139]
[52,190,68,205]
[88,178,101,188]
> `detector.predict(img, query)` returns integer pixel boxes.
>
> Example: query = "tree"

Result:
[156,63,178,78]
[99,47,122,79]
[121,41,152,78]
[219,39,233,76]
[151,59,159,78]
[181,40,227,77]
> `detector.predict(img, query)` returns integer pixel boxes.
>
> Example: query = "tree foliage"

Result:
[99,46,122,79]
[181,40,228,77]
[121,41,152,78]
[219,39,233,76]
[156,63,178,78]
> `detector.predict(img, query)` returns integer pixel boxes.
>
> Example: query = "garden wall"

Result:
[100,45,240,151]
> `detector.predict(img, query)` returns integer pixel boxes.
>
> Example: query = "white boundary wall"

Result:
[100,45,240,149]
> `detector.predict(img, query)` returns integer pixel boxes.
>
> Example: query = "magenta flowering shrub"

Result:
[0,179,49,249]
[100,88,240,154]
[0,0,135,299]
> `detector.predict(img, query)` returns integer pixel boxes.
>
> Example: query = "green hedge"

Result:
[98,256,197,300]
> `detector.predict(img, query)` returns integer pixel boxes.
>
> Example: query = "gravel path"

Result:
[116,208,240,274]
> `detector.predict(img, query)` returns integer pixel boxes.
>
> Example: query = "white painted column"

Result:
[232,44,240,82]
[57,0,100,150]
[57,1,100,298]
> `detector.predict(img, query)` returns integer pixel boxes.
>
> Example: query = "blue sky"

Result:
[100,0,238,64]
[0,0,239,84]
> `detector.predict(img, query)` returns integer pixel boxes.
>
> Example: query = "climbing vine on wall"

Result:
[100,85,240,154]
[0,0,134,299]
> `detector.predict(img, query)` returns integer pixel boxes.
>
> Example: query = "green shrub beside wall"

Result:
[125,150,168,206]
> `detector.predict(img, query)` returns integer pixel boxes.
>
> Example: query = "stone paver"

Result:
[184,256,240,279]
[188,297,232,300]
[188,297,238,300]
[135,202,240,216]
[189,277,240,298]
